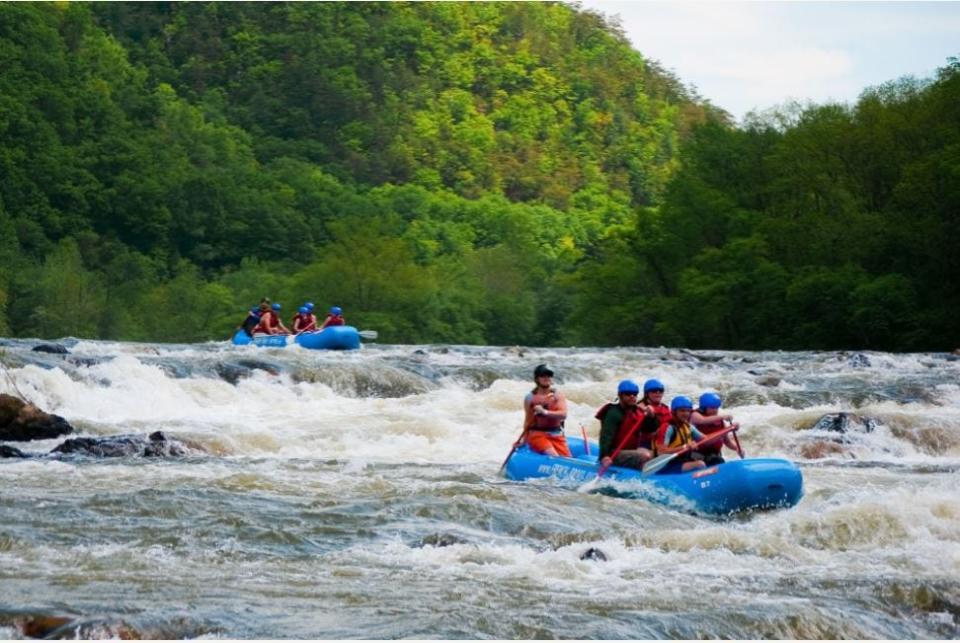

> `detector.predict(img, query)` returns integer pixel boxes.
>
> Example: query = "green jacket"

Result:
[597,402,659,459]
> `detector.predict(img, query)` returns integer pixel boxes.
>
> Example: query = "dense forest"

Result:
[0,2,957,350]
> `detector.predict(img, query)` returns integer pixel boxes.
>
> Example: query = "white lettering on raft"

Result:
[536,463,592,481]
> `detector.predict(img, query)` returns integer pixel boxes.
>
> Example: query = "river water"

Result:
[0,338,958,639]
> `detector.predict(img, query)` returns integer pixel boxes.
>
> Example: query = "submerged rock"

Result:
[798,440,853,459]
[31,343,69,355]
[846,353,871,368]
[415,533,469,548]
[0,444,27,458]
[0,394,74,441]
[49,431,194,458]
[810,412,877,434]
[579,547,608,561]
[11,612,213,640]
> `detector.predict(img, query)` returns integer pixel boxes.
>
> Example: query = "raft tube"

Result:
[231,326,361,350]
[504,436,803,515]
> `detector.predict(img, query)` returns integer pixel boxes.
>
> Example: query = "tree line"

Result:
[0,3,956,350]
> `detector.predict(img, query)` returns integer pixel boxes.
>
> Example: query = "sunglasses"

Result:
[647,388,664,393]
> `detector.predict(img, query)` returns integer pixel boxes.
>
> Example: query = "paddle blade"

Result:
[641,453,677,477]
[577,476,601,493]
[358,330,378,339]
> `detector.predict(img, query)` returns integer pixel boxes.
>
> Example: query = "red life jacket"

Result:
[693,411,725,455]
[325,314,345,327]
[596,402,645,451]
[645,401,672,429]
[528,388,563,431]
[255,311,279,334]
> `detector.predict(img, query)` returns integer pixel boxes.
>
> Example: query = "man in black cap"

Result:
[522,364,571,457]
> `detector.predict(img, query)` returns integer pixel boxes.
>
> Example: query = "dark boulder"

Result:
[0,394,74,441]
[0,444,28,458]
[580,547,608,561]
[31,344,69,355]
[49,431,193,458]
[415,533,469,548]
[810,412,877,434]
[846,353,871,368]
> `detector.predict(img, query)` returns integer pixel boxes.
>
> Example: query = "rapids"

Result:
[0,338,958,638]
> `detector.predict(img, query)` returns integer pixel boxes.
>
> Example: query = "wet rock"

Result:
[580,547,608,561]
[31,343,69,355]
[66,357,101,368]
[415,533,469,548]
[810,412,877,434]
[679,349,723,363]
[503,346,524,358]
[0,394,74,441]
[49,431,193,458]
[755,375,781,387]
[0,444,28,458]
[17,614,141,639]
[799,441,852,459]
[846,353,871,368]
[237,359,281,376]
[214,362,250,385]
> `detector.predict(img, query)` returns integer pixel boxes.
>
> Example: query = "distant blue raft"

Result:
[231,326,361,351]
[504,436,803,515]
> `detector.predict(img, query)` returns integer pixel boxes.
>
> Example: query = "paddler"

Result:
[691,392,743,464]
[654,396,708,472]
[595,379,657,470]
[522,364,571,457]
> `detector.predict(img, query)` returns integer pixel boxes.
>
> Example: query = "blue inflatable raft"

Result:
[504,436,803,515]
[231,326,361,350]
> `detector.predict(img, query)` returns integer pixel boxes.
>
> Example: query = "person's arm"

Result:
[303,316,317,332]
[522,393,535,431]
[690,411,729,427]
[318,316,331,330]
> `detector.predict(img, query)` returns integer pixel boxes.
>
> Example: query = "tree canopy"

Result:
[0,3,956,350]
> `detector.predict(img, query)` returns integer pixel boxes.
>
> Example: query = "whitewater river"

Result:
[0,338,958,639]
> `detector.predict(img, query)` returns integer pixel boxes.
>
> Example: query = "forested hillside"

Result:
[0,2,956,350]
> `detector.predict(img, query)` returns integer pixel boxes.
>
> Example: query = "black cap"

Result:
[533,364,554,378]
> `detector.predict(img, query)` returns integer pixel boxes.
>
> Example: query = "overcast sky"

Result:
[577,1,960,122]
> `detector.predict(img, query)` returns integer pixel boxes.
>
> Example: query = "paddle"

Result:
[358,330,378,340]
[577,412,645,492]
[641,424,739,477]
[498,427,528,473]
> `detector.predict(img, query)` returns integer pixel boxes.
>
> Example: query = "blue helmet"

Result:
[305,302,315,311]
[617,379,640,395]
[671,396,693,412]
[330,306,342,316]
[643,378,665,393]
[272,303,281,311]
[298,306,308,314]
[699,392,722,410]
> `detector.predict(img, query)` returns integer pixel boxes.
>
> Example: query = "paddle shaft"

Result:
[594,410,646,478]
[643,424,739,475]
[498,428,527,473]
